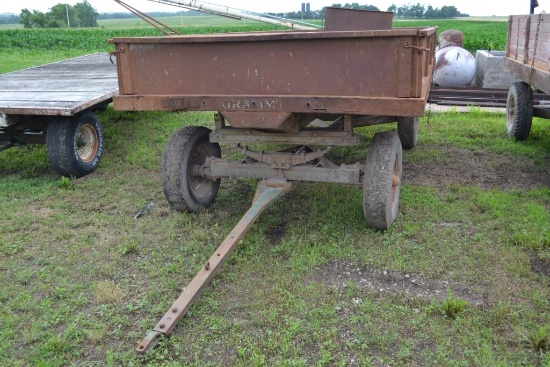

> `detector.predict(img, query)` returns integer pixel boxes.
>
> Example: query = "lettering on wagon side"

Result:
[219,98,281,111]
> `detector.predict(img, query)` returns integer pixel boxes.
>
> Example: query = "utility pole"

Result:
[66,4,70,28]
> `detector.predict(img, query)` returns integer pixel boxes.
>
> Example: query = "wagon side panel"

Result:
[112,29,436,120]
[119,36,404,98]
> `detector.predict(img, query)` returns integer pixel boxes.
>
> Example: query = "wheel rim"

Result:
[76,123,99,163]
[188,143,216,199]
[506,94,516,135]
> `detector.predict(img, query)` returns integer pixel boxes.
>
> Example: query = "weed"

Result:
[119,238,139,255]
[57,175,74,189]
[523,325,550,351]
[85,323,107,344]
[441,289,468,319]
[96,281,126,305]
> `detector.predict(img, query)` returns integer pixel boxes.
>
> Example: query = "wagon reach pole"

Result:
[136,178,292,354]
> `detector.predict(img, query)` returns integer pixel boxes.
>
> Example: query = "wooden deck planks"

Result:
[0,53,119,116]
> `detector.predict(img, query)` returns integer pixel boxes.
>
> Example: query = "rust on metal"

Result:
[438,30,464,48]
[209,127,362,146]
[135,178,292,355]
[110,23,436,130]
[324,7,393,31]
[235,144,331,166]
[203,157,363,184]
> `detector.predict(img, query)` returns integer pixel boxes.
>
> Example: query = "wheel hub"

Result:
[76,123,99,162]
[189,143,217,198]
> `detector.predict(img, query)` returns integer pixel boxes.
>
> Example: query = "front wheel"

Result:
[162,126,221,212]
[363,131,403,230]
[46,111,103,177]
[506,82,533,140]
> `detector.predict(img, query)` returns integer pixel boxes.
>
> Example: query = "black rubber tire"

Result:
[162,126,221,212]
[506,82,533,141]
[397,116,419,149]
[363,131,403,230]
[46,111,103,177]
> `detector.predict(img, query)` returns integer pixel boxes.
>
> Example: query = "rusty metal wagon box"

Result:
[110,19,436,131]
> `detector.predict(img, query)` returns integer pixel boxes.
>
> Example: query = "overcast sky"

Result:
[0,0,545,17]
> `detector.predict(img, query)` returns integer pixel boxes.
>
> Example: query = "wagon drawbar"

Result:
[109,8,437,354]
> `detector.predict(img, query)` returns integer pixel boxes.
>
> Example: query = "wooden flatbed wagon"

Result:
[0,53,118,176]
[110,8,437,353]
[504,13,550,140]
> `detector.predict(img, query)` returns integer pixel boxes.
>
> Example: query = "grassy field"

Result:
[1,18,549,366]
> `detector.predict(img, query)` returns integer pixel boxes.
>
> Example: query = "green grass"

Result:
[1,107,549,366]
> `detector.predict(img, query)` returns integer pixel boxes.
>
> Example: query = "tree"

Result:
[424,5,437,18]
[364,5,381,11]
[20,9,47,28]
[439,6,459,18]
[409,3,425,18]
[343,3,362,9]
[74,0,98,27]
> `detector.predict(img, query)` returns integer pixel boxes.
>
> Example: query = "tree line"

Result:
[19,1,98,28]
[271,3,468,20]
[12,2,468,28]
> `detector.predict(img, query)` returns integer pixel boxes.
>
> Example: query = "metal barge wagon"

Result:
[109,8,437,353]
[111,9,436,229]
[0,53,118,177]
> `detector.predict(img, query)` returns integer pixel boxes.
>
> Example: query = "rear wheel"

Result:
[46,111,103,177]
[162,126,221,212]
[363,131,402,230]
[397,116,418,149]
[506,82,533,140]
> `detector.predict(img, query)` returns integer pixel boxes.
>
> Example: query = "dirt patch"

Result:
[311,260,486,306]
[264,221,288,245]
[530,254,550,277]
[404,146,550,190]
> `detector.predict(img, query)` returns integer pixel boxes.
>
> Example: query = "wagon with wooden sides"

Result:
[0,53,118,177]
[504,13,550,140]
[109,8,436,353]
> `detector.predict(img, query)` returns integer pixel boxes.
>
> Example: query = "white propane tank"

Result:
[433,46,476,87]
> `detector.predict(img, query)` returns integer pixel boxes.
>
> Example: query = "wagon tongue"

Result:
[135,178,292,355]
